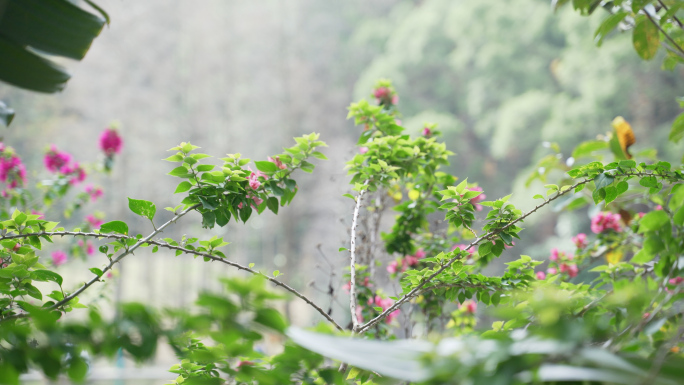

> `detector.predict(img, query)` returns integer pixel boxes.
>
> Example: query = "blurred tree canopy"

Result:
[352,0,684,197]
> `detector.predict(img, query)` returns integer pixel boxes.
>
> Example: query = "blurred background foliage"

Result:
[1,0,683,379]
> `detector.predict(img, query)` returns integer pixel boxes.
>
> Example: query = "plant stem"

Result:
[349,180,369,333]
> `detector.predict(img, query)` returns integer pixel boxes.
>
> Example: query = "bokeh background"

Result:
[1,0,684,382]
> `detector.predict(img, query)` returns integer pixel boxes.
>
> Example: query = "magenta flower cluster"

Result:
[99,128,123,156]
[591,212,622,234]
[43,145,87,185]
[387,249,426,274]
[0,143,27,192]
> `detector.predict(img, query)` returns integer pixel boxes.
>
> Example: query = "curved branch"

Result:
[0,204,200,323]
[0,217,344,331]
[357,177,595,333]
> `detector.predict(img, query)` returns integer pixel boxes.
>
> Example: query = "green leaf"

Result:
[632,15,660,60]
[604,186,618,204]
[0,0,105,60]
[24,283,42,300]
[594,11,628,47]
[174,181,192,194]
[0,101,15,126]
[163,154,183,162]
[594,173,614,190]
[669,112,684,143]
[266,197,279,215]
[311,151,328,160]
[674,205,684,226]
[89,267,103,277]
[616,181,628,196]
[99,220,129,235]
[128,198,156,221]
[572,140,609,158]
[31,270,63,286]
[168,166,190,177]
[254,161,278,173]
[639,211,669,232]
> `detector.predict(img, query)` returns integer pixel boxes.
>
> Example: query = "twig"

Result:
[357,170,673,333]
[0,204,200,324]
[645,11,684,58]
[0,222,344,331]
[357,177,594,333]
[349,180,369,333]
[657,0,684,29]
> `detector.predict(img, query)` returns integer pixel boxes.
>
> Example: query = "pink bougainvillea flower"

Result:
[591,212,622,234]
[655,205,663,210]
[99,128,123,155]
[550,248,559,261]
[404,255,419,267]
[43,145,72,173]
[414,249,426,259]
[52,250,67,266]
[669,277,684,285]
[373,87,390,100]
[86,214,103,228]
[369,295,400,324]
[31,210,44,219]
[572,233,587,249]
[566,264,579,278]
[460,300,477,314]
[359,147,369,154]
[536,271,546,280]
[69,163,87,185]
[267,156,287,170]
[547,267,558,275]
[387,260,400,274]
[85,185,104,201]
[451,244,474,259]
[248,172,262,190]
[0,150,26,189]
[422,127,432,137]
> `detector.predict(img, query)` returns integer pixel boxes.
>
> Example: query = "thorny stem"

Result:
[357,170,674,333]
[0,204,200,323]
[0,226,344,331]
[349,180,369,333]
[657,0,684,29]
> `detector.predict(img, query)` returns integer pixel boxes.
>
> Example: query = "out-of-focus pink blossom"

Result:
[414,249,426,259]
[31,210,44,219]
[591,212,622,234]
[69,163,87,185]
[0,152,26,189]
[85,185,104,201]
[248,172,261,190]
[669,277,684,285]
[567,264,579,278]
[405,255,419,266]
[451,244,474,259]
[359,147,369,154]
[86,214,103,228]
[387,260,406,274]
[550,248,559,261]
[637,212,646,218]
[99,128,123,155]
[460,300,477,314]
[43,145,72,173]
[572,233,587,249]
[655,205,663,210]
[547,267,558,275]
[52,251,67,266]
[373,87,390,100]
[643,312,651,319]
[267,156,287,170]
[536,271,546,280]
[422,127,431,137]
[369,295,400,324]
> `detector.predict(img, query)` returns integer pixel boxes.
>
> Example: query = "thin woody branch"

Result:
[0,213,343,331]
[0,204,200,323]
[349,180,369,333]
[357,177,596,333]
